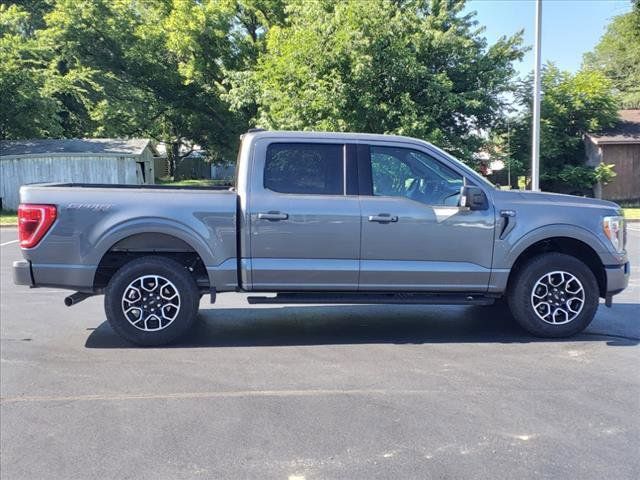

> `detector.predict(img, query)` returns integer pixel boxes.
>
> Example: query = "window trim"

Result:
[356,144,373,196]
[342,144,347,195]
[262,142,347,197]
[345,144,360,196]
[361,143,470,207]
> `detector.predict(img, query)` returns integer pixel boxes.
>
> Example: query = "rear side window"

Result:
[264,143,343,195]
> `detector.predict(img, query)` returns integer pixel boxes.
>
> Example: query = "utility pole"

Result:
[507,119,511,188]
[531,0,542,191]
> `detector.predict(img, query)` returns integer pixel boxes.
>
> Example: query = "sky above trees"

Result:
[465,0,632,78]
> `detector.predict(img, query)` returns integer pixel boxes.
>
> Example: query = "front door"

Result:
[358,143,495,292]
[248,140,361,290]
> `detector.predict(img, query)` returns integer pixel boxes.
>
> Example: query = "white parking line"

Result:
[0,388,543,404]
[0,240,18,247]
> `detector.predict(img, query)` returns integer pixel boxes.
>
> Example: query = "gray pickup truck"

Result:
[13,130,629,345]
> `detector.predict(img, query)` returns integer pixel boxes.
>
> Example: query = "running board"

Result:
[247,292,495,306]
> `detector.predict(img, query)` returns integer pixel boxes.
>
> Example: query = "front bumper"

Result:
[605,261,630,295]
[13,260,33,286]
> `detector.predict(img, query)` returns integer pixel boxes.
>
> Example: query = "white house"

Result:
[0,138,158,210]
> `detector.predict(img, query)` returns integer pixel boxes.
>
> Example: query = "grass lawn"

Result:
[156,178,230,187]
[623,208,640,220]
[0,210,17,226]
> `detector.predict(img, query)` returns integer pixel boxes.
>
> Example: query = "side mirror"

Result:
[460,185,488,210]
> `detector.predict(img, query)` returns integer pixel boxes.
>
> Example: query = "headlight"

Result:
[603,215,625,253]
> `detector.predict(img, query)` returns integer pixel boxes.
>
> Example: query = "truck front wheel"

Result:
[104,256,200,346]
[507,253,599,337]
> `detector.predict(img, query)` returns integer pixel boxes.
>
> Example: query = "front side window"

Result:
[264,143,343,195]
[370,146,464,206]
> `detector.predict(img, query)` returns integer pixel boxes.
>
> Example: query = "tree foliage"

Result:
[43,0,244,173]
[242,0,525,160]
[0,4,61,139]
[3,0,527,172]
[583,1,640,109]
[505,64,618,190]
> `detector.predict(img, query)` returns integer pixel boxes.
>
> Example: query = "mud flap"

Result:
[605,294,613,308]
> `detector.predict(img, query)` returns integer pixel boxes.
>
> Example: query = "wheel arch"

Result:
[507,236,607,298]
[92,226,214,290]
[91,218,217,263]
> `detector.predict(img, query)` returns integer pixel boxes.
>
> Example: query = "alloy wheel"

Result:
[530,270,585,325]
[121,275,181,331]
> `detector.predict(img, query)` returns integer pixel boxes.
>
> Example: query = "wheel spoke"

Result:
[566,297,584,313]
[552,307,569,324]
[532,282,548,299]
[533,301,551,319]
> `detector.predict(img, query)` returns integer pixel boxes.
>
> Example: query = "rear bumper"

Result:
[13,260,96,291]
[13,260,34,286]
[605,261,630,295]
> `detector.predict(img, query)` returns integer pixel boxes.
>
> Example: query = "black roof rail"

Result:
[247,128,266,133]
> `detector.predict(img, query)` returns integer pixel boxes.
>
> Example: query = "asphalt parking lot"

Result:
[1,226,639,480]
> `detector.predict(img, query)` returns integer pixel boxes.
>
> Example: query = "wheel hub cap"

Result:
[531,271,584,325]
[121,275,181,331]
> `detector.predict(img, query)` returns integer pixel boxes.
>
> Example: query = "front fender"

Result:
[495,223,618,270]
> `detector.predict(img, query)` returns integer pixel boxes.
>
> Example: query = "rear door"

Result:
[358,142,495,292]
[247,139,361,290]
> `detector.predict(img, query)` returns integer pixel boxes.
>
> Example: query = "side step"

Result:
[247,292,495,306]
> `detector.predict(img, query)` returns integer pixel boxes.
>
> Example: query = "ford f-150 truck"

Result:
[13,130,630,345]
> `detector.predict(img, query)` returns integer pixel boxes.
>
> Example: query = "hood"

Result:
[492,189,621,212]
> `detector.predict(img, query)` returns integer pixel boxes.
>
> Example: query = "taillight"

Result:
[18,204,57,248]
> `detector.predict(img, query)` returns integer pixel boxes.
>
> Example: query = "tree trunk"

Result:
[168,141,181,178]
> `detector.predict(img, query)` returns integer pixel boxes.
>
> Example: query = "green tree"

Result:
[42,0,245,174]
[237,0,525,161]
[0,4,62,139]
[508,64,618,191]
[166,0,286,148]
[583,1,640,109]
[4,0,54,34]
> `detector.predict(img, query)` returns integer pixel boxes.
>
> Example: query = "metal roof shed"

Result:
[0,138,156,210]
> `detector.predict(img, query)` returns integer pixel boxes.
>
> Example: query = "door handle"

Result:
[258,211,289,221]
[368,214,398,223]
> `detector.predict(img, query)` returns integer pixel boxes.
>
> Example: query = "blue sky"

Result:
[464,0,633,78]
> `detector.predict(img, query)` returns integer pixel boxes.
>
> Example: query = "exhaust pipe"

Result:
[64,292,94,307]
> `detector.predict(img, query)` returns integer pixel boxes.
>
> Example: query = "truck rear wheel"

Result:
[104,256,199,346]
[507,253,599,337]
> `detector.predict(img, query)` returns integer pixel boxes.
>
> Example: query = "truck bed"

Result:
[18,182,239,293]
[25,182,232,191]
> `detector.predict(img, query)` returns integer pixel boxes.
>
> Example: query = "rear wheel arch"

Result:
[93,232,210,291]
[106,232,196,252]
[90,218,218,265]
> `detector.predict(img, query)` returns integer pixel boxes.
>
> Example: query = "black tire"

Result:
[507,253,599,338]
[104,256,200,346]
